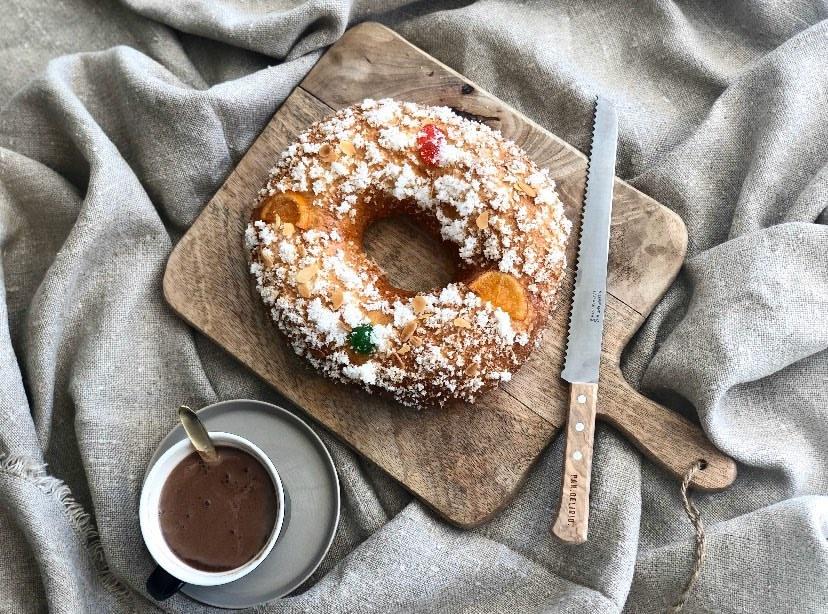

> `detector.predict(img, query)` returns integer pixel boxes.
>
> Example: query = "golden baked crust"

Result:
[246,99,570,407]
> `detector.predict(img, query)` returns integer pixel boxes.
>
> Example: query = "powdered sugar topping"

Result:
[246,99,570,407]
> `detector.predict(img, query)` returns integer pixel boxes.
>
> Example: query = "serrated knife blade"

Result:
[561,97,618,384]
[552,97,618,544]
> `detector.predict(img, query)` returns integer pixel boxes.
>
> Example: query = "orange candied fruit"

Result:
[253,191,313,229]
[468,271,528,321]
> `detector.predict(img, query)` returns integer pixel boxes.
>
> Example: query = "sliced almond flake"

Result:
[400,320,418,342]
[465,364,480,377]
[392,352,405,368]
[397,344,411,355]
[475,211,490,229]
[318,143,337,162]
[517,181,537,197]
[296,262,319,284]
[339,140,357,156]
[261,250,275,268]
[330,288,344,310]
[297,282,312,298]
[453,317,472,329]
[412,295,428,314]
[367,310,392,325]
[282,222,295,237]
[296,243,306,257]
[409,335,423,347]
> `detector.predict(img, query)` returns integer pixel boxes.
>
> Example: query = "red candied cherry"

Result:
[417,124,446,166]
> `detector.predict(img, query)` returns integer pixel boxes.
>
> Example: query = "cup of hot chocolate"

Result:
[140,432,285,600]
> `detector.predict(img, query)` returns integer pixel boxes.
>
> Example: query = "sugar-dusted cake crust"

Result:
[246,99,570,407]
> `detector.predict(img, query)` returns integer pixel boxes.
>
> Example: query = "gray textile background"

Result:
[1,0,827,612]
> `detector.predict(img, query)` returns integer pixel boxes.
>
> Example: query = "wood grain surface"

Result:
[552,382,598,544]
[163,22,736,527]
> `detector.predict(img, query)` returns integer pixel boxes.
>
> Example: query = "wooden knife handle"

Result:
[552,382,598,544]
[599,381,737,491]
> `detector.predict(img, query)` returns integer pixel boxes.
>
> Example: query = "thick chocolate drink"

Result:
[158,446,278,572]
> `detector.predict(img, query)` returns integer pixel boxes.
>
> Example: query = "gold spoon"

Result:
[178,405,218,464]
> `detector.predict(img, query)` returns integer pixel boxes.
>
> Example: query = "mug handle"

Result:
[146,565,184,601]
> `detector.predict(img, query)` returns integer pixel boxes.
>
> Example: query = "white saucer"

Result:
[145,399,340,609]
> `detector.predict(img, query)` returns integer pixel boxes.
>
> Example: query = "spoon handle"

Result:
[178,405,219,463]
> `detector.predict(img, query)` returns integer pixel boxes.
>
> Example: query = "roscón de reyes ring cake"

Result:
[246,99,570,407]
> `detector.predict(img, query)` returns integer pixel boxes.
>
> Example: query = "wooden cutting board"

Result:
[163,22,736,527]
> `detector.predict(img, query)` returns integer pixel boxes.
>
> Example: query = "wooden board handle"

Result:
[600,382,737,491]
[552,382,598,544]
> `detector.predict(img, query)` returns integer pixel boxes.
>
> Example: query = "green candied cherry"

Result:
[348,323,376,355]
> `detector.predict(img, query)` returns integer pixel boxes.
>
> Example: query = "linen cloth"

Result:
[1,1,827,612]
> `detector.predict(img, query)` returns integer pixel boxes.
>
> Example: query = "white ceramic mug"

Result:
[140,432,285,599]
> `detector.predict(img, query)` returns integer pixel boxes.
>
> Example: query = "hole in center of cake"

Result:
[363,215,456,293]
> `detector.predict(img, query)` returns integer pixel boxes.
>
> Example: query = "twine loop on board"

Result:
[668,459,708,613]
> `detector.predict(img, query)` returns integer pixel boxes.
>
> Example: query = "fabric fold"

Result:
[0,1,825,612]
